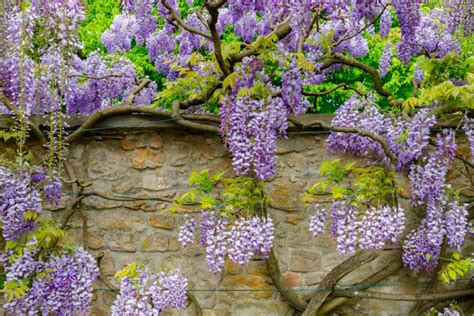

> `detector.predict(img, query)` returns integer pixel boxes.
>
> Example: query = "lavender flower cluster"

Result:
[3,246,99,315]
[178,212,275,273]
[328,95,470,270]
[0,3,156,116]
[111,268,187,315]
[1,165,99,314]
[309,202,405,255]
[0,167,42,240]
[220,57,307,179]
[328,96,438,171]
[391,0,464,62]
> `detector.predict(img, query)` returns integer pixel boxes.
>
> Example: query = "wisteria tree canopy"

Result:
[0,0,473,315]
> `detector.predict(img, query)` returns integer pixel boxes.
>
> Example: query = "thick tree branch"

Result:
[332,288,474,301]
[205,2,230,76]
[319,255,402,315]
[301,251,379,316]
[187,291,203,316]
[124,78,151,106]
[266,249,308,312]
[289,118,398,165]
[161,0,212,39]
[64,105,219,143]
[68,73,122,80]
[302,83,365,98]
[322,54,392,99]
[80,190,174,203]
[178,81,222,109]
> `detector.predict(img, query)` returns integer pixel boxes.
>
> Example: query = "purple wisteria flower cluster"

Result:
[327,95,470,271]
[328,96,440,171]
[0,3,157,116]
[0,167,42,240]
[1,165,99,314]
[3,245,99,315]
[220,57,308,180]
[178,211,275,273]
[111,267,187,315]
[309,202,406,255]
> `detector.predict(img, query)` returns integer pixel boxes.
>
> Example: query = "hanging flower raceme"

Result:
[177,212,275,273]
[111,267,187,315]
[3,246,99,315]
[0,167,42,240]
[309,202,406,255]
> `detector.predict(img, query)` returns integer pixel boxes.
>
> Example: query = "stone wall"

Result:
[2,116,473,315]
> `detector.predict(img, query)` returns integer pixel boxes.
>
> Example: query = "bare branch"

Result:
[161,0,212,39]
[321,54,392,99]
[333,4,388,48]
[186,291,203,316]
[301,251,379,315]
[205,2,230,76]
[80,190,174,204]
[298,13,319,53]
[319,255,402,315]
[124,78,151,106]
[178,81,222,109]
[68,73,123,80]
[289,118,398,165]
[302,83,366,98]
[60,161,86,229]
[96,252,119,292]
[332,288,474,301]
[266,249,308,312]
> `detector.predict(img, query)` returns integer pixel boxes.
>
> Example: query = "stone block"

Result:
[86,232,105,249]
[132,148,165,169]
[140,233,172,252]
[290,249,321,272]
[97,212,145,231]
[221,275,272,299]
[108,231,138,252]
[282,272,302,287]
[100,252,116,276]
[148,214,174,230]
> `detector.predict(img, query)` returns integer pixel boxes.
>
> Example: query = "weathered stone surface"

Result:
[86,232,104,249]
[149,134,163,149]
[221,275,272,299]
[286,213,305,225]
[121,134,146,150]
[225,260,242,274]
[108,231,138,252]
[282,272,302,287]
[132,148,165,169]
[97,212,145,231]
[140,233,173,252]
[142,173,176,191]
[100,252,116,276]
[290,249,321,272]
[148,214,174,229]
[28,128,471,315]
[270,184,300,209]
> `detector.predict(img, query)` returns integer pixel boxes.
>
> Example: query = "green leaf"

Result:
[223,72,241,91]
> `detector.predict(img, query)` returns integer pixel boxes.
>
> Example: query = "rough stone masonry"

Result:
[1,116,473,315]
